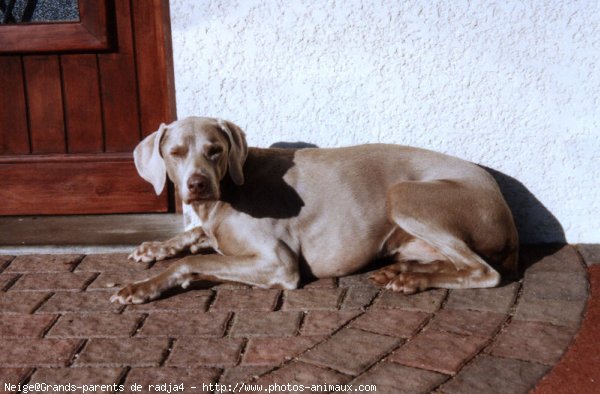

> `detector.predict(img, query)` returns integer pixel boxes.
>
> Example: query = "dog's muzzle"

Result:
[186,174,215,201]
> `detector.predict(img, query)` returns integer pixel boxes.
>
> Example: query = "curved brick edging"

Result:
[0,245,590,394]
[531,246,600,394]
[438,245,587,393]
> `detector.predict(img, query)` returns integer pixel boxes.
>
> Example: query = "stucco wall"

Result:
[169,0,600,243]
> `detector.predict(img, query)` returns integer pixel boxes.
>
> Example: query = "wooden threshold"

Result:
[0,214,182,254]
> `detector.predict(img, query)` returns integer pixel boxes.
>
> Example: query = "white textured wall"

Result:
[170,0,600,243]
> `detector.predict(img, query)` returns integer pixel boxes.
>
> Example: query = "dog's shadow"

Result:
[481,166,566,278]
[482,166,566,245]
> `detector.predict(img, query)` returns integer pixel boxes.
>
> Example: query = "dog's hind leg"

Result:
[370,180,504,293]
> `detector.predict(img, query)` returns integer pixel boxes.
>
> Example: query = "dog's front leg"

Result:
[111,252,300,304]
[129,227,210,263]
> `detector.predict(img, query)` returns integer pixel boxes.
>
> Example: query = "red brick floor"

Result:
[0,245,596,394]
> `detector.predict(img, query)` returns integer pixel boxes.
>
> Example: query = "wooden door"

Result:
[0,0,176,215]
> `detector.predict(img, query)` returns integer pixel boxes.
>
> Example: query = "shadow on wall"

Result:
[481,166,566,245]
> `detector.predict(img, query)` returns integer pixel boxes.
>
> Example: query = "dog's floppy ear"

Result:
[218,119,248,185]
[133,123,168,195]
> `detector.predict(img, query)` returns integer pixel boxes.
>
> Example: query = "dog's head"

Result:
[133,116,248,203]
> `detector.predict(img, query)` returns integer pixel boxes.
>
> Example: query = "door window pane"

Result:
[1,0,79,24]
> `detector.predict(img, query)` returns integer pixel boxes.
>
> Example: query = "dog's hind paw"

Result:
[369,269,429,294]
[385,272,430,294]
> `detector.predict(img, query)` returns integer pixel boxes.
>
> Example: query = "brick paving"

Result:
[0,245,595,393]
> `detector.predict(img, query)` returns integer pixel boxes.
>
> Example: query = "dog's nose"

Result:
[187,175,209,194]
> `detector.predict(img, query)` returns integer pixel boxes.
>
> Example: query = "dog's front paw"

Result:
[110,281,160,304]
[129,241,178,263]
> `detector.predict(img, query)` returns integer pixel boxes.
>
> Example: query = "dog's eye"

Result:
[207,145,223,160]
[169,146,187,157]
